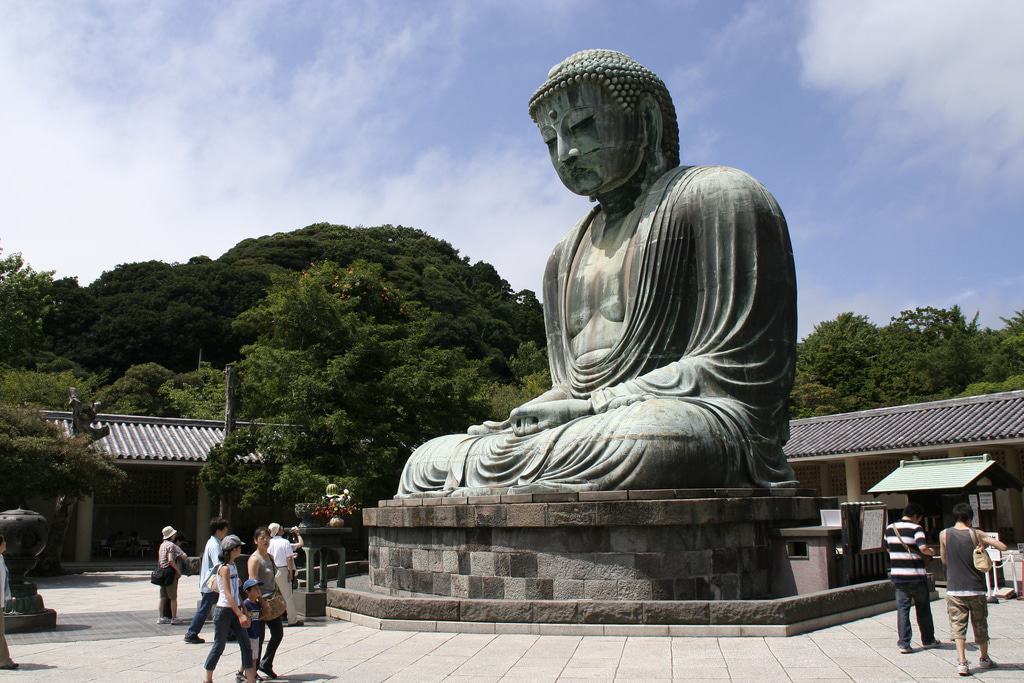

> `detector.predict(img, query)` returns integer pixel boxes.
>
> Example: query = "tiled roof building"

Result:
[785,390,1024,543]
[45,412,271,563]
[785,390,1024,460]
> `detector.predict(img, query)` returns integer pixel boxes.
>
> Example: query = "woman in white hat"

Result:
[156,525,186,624]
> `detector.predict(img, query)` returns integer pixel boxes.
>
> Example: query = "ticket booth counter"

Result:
[868,454,1023,583]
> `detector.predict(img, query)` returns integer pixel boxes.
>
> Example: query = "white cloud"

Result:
[799,1,1024,184]
[0,2,584,294]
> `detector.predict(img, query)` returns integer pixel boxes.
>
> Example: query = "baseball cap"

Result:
[220,534,244,552]
[242,578,263,591]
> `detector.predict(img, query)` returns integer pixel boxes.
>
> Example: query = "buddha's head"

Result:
[529,50,679,200]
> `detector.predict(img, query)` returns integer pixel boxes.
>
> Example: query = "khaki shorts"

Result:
[946,594,988,643]
[159,576,179,600]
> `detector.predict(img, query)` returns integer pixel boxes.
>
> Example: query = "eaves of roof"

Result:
[785,390,1024,460]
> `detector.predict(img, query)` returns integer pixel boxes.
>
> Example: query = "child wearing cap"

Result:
[240,579,264,681]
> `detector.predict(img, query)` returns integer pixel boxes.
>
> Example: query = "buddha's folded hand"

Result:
[509,398,593,437]
[466,419,510,436]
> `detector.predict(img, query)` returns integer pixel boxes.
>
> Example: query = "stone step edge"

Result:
[325,599,899,637]
[326,580,904,627]
[378,488,819,508]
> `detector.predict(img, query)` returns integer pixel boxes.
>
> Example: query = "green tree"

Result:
[873,306,985,404]
[159,363,226,419]
[202,260,492,508]
[0,250,54,368]
[0,367,102,409]
[0,402,126,573]
[95,362,177,416]
[793,313,880,415]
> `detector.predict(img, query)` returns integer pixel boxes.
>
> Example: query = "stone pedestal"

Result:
[364,489,835,601]
[294,525,351,617]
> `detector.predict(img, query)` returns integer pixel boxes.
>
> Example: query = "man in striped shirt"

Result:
[885,502,939,654]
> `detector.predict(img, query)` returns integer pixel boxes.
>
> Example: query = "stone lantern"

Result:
[0,508,57,632]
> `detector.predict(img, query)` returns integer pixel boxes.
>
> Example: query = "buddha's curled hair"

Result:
[528,49,680,168]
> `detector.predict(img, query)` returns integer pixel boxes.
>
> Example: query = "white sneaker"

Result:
[957,661,970,676]
[170,617,185,625]
[156,617,171,624]
[978,657,995,670]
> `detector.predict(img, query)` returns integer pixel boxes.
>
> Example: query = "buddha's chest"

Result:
[566,213,637,341]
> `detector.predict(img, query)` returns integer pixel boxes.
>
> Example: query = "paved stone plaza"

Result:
[4,572,1024,681]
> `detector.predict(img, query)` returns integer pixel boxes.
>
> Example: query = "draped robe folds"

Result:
[397,165,798,496]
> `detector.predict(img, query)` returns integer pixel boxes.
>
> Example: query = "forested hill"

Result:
[35,223,544,380]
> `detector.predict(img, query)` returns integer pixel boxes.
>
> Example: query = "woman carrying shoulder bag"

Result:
[248,527,285,680]
[203,535,255,683]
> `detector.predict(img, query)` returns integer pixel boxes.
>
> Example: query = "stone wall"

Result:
[364,489,834,601]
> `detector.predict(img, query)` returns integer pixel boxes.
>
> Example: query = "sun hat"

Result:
[220,534,244,552]
[268,522,282,537]
[161,525,177,540]
[242,578,263,591]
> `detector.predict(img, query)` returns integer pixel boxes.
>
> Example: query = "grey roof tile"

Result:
[43,411,255,464]
[785,390,1024,459]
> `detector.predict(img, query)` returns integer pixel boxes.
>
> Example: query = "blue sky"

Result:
[2,1,1021,339]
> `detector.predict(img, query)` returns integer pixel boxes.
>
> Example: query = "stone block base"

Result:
[4,609,57,633]
[295,591,327,618]
[364,490,833,600]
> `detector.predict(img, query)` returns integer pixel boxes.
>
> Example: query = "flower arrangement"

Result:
[295,485,357,527]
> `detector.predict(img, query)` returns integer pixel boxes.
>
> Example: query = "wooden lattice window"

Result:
[791,464,821,493]
[860,457,902,491]
[95,469,174,505]
[829,462,847,496]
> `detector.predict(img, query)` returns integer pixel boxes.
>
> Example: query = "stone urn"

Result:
[0,508,56,631]
[294,503,322,528]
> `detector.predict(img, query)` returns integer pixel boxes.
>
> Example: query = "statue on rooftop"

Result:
[68,387,110,441]
[398,49,797,495]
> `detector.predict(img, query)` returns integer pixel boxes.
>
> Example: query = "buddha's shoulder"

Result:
[668,165,770,197]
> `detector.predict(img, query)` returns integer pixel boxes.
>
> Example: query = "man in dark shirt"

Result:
[940,502,1007,676]
[884,502,938,654]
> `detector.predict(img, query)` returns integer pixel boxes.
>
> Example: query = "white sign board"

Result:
[979,492,994,510]
[968,494,980,526]
[860,507,886,552]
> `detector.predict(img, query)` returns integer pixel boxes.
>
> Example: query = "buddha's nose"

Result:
[558,141,580,164]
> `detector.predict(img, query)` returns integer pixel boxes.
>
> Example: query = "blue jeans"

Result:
[186,591,219,638]
[203,607,253,672]
[894,581,935,648]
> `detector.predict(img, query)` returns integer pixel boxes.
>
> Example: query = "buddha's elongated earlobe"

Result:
[638,93,666,189]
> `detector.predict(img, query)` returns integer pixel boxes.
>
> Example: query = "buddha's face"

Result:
[536,82,644,197]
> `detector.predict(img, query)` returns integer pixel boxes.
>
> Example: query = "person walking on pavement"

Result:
[940,502,1008,676]
[202,535,255,683]
[156,525,187,624]
[267,522,304,627]
[884,502,939,654]
[185,517,230,644]
[248,527,284,680]
[0,535,19,670]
